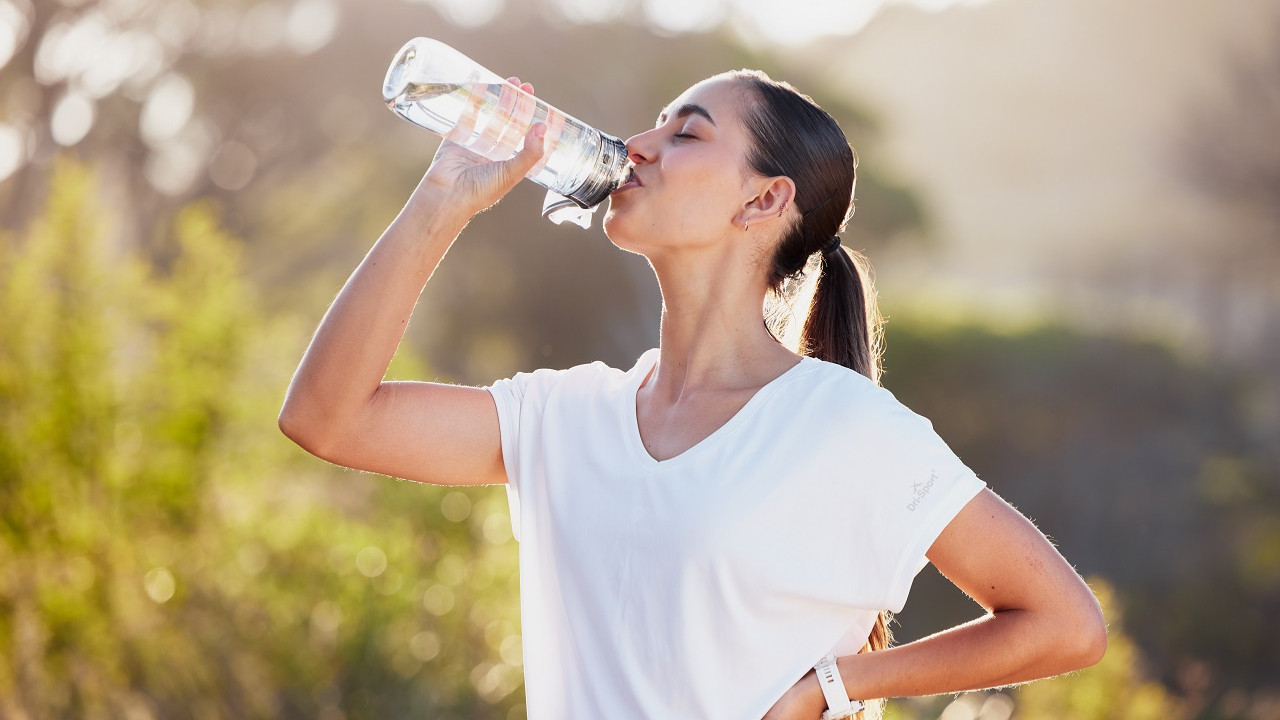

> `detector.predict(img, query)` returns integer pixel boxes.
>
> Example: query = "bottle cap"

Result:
[562,134,629,212]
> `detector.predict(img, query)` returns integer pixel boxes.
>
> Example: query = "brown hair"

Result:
[731,69,890,719]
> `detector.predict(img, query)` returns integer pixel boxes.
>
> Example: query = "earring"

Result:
[744,220,750,232]
[779,201,787,217]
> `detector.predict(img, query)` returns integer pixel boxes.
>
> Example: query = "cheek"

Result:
[604,150,746,238]
[691,149,752,202]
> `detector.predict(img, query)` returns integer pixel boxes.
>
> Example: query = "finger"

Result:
[507,76,521,85]
[521,82,534,94]
[494,83,537,157]
[474,81,517,156]
[527,109,563,176]
[446,83,484,146]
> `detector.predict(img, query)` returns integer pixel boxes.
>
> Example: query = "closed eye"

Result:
[674,133,696,140]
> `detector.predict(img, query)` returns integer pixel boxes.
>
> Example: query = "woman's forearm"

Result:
[278,185,471,449]
[849,607,1102,697]
[797,607,1105,713]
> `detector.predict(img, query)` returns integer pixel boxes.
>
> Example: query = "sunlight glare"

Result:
[240,2,288,53]
[0,0,32,73]
[898,0,992,11]
[144,567,176,603]
[140,73,195,146]
[285,0,339,55]
[731,0,882,46]
[643,0,725,36]
[429,0,504,28]
[548,0,627,24]
[208,140,258,192]
[50,91,94,146]
[145,131,208,196]
[0,124,24,183]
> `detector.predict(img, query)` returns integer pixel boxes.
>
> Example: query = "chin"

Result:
[601,213,631,250]
[602,212,651,256]
[602,202,628,241]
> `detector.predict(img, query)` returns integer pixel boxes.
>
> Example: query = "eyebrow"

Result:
[655,103,717,128]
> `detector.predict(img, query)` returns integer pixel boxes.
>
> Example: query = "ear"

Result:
[736,176,796,231]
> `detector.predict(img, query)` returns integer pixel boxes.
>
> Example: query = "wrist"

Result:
[395,187,476,246]
[404,185,475,227]
[801,670,829,716]
[836,652,870,702]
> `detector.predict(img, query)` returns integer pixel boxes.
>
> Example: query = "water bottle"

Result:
[382,37,629,229]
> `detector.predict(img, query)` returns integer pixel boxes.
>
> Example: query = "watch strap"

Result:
[814,653,865,720]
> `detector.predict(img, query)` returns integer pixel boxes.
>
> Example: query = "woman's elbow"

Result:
[1079,608,1109,668]
[278,399,328,456]
[1061,591,1108,669]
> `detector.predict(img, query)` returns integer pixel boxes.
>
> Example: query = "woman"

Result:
[279,70,1107,719]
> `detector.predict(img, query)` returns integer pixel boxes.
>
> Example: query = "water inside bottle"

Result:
[387,80,606,199]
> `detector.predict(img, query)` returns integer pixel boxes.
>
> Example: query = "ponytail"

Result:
[731,68,892,720]
[802,242,883,383]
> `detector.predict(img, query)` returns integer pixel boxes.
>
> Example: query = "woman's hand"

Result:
[762,670,826,720]
[413,76,547,218]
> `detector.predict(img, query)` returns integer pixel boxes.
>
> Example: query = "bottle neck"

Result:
[564,134,629,209]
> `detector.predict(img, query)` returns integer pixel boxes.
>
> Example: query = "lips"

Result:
[613,166,642,194]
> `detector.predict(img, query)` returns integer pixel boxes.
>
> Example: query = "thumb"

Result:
[501,122,547,181]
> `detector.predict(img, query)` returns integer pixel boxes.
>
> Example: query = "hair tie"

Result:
[822,235,842,256]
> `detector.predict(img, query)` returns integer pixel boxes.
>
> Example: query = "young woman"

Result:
[280,70,1107,720]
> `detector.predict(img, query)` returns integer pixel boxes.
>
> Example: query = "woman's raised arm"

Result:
[278,79,546,486]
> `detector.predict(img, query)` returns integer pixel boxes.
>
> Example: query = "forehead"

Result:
[655,77,748,128]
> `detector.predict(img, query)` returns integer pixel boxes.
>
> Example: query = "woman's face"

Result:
[603,76,764,252]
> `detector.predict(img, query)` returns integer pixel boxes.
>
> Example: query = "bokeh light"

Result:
[0,123,23,182]
[49,90,93,146]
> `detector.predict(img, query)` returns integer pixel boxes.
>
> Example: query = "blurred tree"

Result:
[0,158,523,719]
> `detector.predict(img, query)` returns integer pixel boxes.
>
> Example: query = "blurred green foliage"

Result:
[0,159,522,719]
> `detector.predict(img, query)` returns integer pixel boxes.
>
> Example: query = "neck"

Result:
[643,244,798,401]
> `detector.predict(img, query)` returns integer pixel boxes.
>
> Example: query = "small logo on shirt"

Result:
[907,470,938,512]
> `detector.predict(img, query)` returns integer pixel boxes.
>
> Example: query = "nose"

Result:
[624,128,657,165]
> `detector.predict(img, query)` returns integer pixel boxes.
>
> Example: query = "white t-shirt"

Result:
[484,347,986,720]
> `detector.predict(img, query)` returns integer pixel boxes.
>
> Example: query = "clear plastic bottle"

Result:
[382,37,629,228]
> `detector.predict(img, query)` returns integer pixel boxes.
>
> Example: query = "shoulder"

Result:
[792,357,936,436]
[487,350,647,400]
[793,356,903,411]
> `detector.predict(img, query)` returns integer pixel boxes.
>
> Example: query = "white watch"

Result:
[814,652,865,720]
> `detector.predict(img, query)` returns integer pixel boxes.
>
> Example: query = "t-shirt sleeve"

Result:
[483,367,563,543]
[850,386,988,613]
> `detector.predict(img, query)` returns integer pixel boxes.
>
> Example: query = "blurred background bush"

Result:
[1,0,1277,718]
